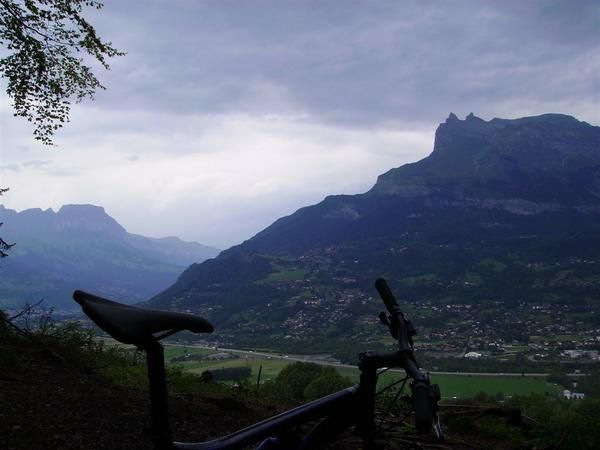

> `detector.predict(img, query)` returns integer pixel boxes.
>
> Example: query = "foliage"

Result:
[577,368,600,398]
[2,306,230,401]
[509,394,600,449]
[303,366,353,400]
[263,362,352,402]
[203,367,252,382]
[0,308,11,341]
[0,0,123,144]
[0,233,13,257]
[437,394,600,449]
[547,370,573,389]
[0,309,18,368]
[0,187,14,258]
[266,362,324,400]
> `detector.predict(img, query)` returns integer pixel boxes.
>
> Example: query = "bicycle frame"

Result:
[143,341,408,450]
[73,279,441,449]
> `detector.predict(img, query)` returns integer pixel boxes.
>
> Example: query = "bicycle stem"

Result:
[359,351,427,383]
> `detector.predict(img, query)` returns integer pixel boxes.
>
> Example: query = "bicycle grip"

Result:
[374,278,399,313]
[413,383,434,434]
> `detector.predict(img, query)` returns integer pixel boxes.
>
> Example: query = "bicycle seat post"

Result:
[356,352,379,446]
[145,340,173,450]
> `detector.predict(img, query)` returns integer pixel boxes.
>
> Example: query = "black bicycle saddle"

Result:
[73,290,214,347]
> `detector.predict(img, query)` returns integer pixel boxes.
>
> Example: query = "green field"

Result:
[165,346,215,361]
[429,374,559,398]
[256,268,309,284]
[164,345,561,398]
[340,369,559,398]
[164,346,291,382]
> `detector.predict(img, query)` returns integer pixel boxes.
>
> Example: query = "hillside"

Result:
[0,204,220,309]
[148,113,600,351]
[2,316,566,450]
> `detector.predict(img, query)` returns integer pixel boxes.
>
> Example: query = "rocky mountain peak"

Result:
[56,204,127,236]
[371,113,600,200]
[432,113,494,155]
[445,112,459,123]
[0,204,127,239]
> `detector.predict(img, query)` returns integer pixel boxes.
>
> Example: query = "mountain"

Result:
[148,113,600,351]
[0,204,220,309]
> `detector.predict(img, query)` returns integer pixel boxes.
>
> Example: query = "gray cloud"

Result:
[1,164,20,172]
[91,0,599,126]
[22,160,52,169]
[46,169,81,177]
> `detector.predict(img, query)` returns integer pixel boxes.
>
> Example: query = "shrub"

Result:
[508,394,600,449]
[207,367,252,382]
[304,367,353,400]
[266,362,352,402]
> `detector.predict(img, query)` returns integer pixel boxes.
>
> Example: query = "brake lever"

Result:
[429,384,443,441]
[378,311,390,327]
[378,311,402,341]
[433,413,444,442]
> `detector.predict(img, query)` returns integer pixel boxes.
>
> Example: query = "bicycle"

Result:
[73,278,442,449]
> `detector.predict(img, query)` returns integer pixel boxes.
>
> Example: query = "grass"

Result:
[187,357,291,383]
[339,370,560,399]
[401,273,439,286]
[164,346,215,360]
[477,258,507,272]
[255,268,308,284]
[553,334,582,342]
[165,350,291,383]
[428,374,560,398]
[464,271,483,285]
[504,345,530,352]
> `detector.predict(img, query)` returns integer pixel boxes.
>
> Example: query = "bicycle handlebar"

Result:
[374,278,400,314]
[374,278,416,351]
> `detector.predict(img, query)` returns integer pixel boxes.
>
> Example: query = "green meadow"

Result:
[429,373,559,398]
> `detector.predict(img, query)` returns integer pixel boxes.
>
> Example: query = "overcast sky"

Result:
[1,0,598,249]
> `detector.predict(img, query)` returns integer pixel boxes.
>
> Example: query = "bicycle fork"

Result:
[356,350,442,447]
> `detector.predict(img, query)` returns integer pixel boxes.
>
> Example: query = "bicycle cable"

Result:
[376,374,410,431]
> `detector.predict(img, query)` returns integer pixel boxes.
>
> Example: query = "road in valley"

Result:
[171,343,585,377]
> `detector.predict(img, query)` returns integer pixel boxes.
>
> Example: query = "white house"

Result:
[563,390,586,400]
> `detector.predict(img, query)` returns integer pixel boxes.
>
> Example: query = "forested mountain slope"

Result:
[149,113,600,350]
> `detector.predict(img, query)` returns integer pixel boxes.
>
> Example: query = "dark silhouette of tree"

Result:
[0,188,14,258]
[303,366,352,400]
[0,233,12,258]
[0,0,123,145]
[268,362,352,401]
